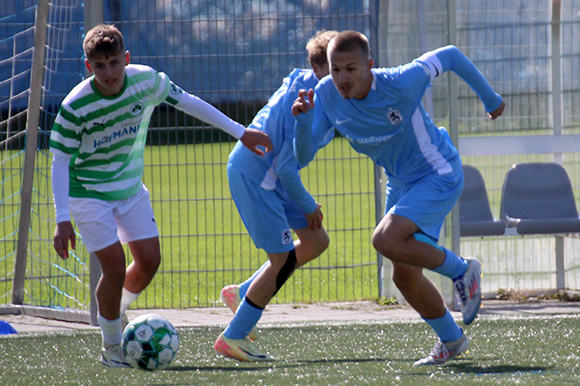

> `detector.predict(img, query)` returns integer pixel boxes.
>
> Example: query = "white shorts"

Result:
[69,185,159,253]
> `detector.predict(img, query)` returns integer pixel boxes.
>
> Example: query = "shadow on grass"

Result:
[446,362,554,375]
[168,356,396,373]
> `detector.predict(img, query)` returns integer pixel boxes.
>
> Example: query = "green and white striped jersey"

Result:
[50,64,170,201]
[50,64,246,204]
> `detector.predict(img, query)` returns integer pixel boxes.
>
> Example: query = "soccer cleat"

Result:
[453,257,482,325]
[413,331,469,366]
[214,332,275,362]
[220,284,242,312]
[101,343,132,368]
[220,285,260,341]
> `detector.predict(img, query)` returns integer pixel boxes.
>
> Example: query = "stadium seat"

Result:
[459,165,506,236]
[500,162,580,235]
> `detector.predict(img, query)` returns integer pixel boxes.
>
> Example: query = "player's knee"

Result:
[135,252,161,275]
[372,229,399,260]
[317,231,330,254]
[147,253,161,272]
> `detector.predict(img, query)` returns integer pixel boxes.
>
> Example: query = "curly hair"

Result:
[83,24,125,60]
[306,30,339,66]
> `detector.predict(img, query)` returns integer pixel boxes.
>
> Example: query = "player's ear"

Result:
[124,51,130,65]
[367,57,374,71]
[84,58,93,73]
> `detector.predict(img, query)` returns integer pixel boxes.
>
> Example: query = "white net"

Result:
[1,1,89,313]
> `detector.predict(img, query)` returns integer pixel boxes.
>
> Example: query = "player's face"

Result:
[85,51,130,96]
[329,48,373,100]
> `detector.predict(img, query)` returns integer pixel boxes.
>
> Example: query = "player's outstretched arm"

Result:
[165,81,272,156]
[239,127,273,156]
[419,45,505,117]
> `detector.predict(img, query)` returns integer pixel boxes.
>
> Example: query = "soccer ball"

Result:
[122,314,180,371]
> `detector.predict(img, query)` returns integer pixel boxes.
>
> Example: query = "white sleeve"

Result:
[51,152,71,223]
[168,89,246,139]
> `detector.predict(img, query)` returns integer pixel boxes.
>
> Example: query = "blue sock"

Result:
[431,248,468,280]
[223,297,263,340]
[423,309,463,342]
[239,261,269,299]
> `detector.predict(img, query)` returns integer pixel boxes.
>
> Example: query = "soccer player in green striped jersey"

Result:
[49,24,272,368]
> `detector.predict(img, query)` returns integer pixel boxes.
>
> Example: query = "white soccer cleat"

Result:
[101,343,132,368]
[413,331,469,366]
[453,257,482,325]
[220,284,260,341]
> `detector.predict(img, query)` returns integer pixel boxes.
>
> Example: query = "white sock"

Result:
[120,287,141,315]
[98,314,123,347]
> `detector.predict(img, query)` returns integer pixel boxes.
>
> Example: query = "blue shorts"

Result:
[385,170,464,242]
[228,166,308,253]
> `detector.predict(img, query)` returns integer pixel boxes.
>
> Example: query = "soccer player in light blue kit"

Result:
[214,30,337,362]
[293,30,505,366]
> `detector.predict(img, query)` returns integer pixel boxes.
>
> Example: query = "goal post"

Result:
[12,0,49,305]
[1,0,92,324]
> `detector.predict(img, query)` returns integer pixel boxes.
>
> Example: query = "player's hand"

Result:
[487,100,505,120]
[292,89,315,116]
[53,221,75,259]
[305,203,324,230]
[240,128,273,156]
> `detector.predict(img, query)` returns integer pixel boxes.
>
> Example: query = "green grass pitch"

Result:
[1,314,579,385]
[0,138,379,310]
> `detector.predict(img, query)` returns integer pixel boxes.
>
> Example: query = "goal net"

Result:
[1,0,90,322]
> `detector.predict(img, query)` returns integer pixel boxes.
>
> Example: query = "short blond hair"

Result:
[306,30,339,67]
[83,24,125,60]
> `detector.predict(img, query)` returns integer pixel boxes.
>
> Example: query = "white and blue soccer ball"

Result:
[122,314,179,371]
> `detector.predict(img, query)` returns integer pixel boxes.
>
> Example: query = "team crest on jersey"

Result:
[281,229,292,245]
[170,82,183,95]
[130,102,144,116]
[386,109,402,125]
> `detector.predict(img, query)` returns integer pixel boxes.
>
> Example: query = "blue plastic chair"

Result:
[500,162,580,235]
[459,165,506,236]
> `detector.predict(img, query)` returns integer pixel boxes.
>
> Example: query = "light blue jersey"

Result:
[294,45,503,239]
[229,68,321,214]
[228,69,326,252]
[315,64,462,187]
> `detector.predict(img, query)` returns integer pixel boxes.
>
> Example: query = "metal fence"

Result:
[379,0,580,302]
[1,0,379,321]
[1,0,579,322]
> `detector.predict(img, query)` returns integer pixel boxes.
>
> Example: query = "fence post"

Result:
[12,0,49,305]
[447,0,461,310]
[551,0,566,290]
